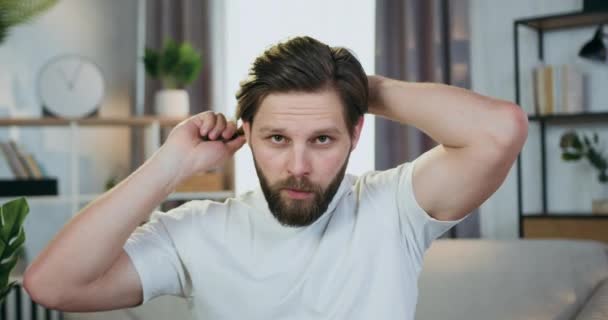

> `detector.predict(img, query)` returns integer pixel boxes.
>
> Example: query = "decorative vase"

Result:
[154,89,190,117]
[591,182,608,215]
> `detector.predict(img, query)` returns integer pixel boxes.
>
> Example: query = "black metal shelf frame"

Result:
[513,10,608,237]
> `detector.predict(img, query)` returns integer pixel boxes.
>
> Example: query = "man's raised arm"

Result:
[23,112,245,311]
[367,75,528,222]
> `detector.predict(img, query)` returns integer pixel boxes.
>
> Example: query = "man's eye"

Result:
[270,135,285,143]
[316,135,332,144]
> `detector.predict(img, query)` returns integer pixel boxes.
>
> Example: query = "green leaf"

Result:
[1,197,29,243]
[0,13,8,44]
[160,39,180,76]
[146,39,203,89]
[0,252,19,288]
[174,43,202,88]
[0,197,28,303]
[560,131,583,150]
[143,48,160,78]
[572,134,583,150]
[0,280,16,305]
[562,152,582,161]
[0,0,58,28]
[600,171,608,183]
[7,226,25,253]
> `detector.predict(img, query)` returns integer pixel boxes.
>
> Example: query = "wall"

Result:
[0,0,138,260]
[470,0,608,238]
[215,0,377,194]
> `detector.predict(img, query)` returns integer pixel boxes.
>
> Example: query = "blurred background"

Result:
[1,0,608,319]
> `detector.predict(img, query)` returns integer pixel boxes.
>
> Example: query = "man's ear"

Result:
[350,116,365,151]
[243,121,252,143]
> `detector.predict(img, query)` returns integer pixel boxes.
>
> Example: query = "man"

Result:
[23,36,528,319]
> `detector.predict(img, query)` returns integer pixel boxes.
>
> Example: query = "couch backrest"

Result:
[415,239,608,320]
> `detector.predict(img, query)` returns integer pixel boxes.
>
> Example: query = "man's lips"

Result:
[282,188,313,199]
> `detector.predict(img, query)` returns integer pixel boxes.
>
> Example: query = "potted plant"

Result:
[0,197,29,304]
[0,0,58,46]
[559,130,608,214]
[143,39,202,117]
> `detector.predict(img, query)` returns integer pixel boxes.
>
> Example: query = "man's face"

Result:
[244,89,363,227]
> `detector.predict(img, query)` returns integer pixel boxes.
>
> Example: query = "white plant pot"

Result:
[591,182,608,215]
[154,89,190,117]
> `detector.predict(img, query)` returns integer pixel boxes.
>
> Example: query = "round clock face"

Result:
[38,55,105,118]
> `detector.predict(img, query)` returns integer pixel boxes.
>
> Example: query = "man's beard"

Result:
[254,156,349,227]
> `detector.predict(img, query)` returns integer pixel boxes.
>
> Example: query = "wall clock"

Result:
[37,55,105,118]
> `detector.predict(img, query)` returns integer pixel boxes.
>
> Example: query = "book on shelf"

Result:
[0,141,28,178]
[0,139,44,179]
[0,145,14,178]
[532,64,585,116]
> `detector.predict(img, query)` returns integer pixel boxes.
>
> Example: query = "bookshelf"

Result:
[0,116,235,214]
[514,9,608,243]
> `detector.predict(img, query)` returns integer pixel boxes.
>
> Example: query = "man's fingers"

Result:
[225,135,246,153]
[199,112,216,137]
[222,122,237,139]
[208,114,227,140]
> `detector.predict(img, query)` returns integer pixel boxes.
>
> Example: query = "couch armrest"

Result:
[576,278,608,320]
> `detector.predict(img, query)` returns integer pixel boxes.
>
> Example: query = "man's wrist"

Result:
[145,145,186,194]
[367,75,390,116]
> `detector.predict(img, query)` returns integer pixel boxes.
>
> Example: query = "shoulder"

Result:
[151,196,246,228]
[147,195,254,240]
[353,162,412,196]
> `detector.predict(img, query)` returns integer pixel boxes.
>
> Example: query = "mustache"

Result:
[274,176,321,193]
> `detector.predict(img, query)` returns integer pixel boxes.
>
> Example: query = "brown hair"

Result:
[235,36,368,134]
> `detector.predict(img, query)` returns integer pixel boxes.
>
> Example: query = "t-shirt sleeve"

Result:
[123,205,194,304]
[362,158,466,269]
[395,158,466,266]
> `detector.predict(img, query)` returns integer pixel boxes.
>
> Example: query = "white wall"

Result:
[0,0,138,260]
[215,0,377,194]
[470,0,608,238]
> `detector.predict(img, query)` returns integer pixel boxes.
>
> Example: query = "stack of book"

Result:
[0,139,57,196]
[0,139,45,179]
[532,64,585,116]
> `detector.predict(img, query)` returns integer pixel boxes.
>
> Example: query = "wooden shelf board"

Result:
[0,116,186,127]
[0,191,234,205]
[79,191,234,202]
[522,216,608,243]
[523,213,608,219]
[528,111,608,123]
[0,195,66,203]
[516,10,608,31]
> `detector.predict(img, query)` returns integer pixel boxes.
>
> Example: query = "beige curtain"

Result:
[375,0,479,238]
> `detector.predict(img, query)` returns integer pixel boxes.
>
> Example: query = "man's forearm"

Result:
[24,147,180,294]
[368,75,527,149]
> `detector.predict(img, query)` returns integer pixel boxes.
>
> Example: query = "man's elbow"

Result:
[23,266,64,310]
[489,103,529,154]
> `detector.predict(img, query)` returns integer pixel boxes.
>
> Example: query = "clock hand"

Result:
[69,61,84,90]
[56,69,71,89]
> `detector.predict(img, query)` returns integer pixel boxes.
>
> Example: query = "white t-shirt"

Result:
[123,159,465,319]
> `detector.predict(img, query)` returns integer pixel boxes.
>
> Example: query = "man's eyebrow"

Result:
[258,127,343,136]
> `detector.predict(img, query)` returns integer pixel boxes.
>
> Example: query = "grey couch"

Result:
[63,239,608,320]
[416,239,608,320]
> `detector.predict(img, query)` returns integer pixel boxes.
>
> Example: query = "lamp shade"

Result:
[583,0,608,12]
[579,25,606,62]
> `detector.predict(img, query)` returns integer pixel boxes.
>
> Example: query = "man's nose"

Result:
[287,145,311,177]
